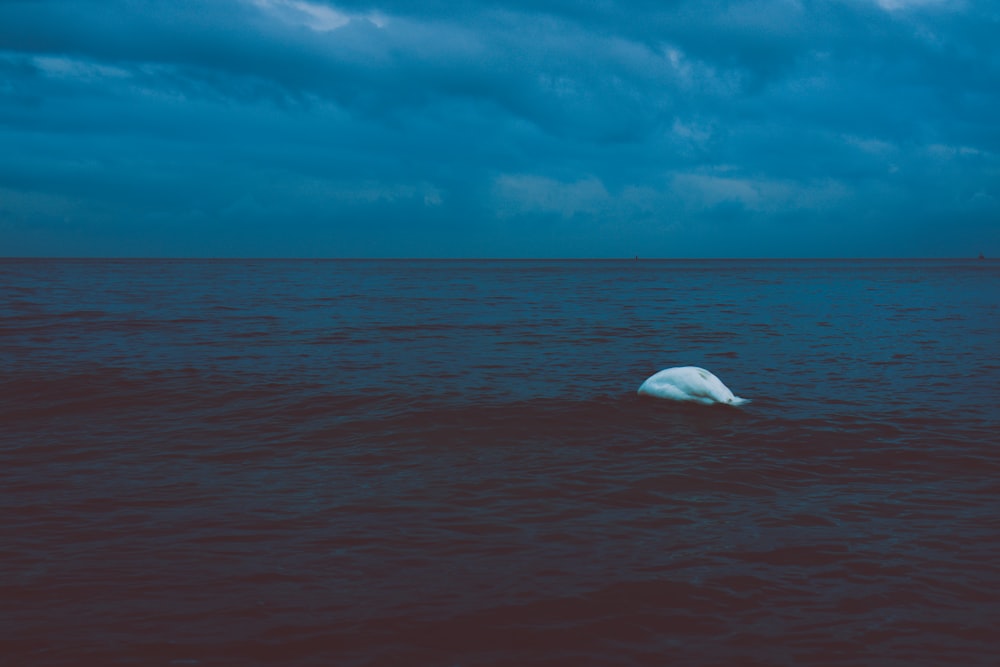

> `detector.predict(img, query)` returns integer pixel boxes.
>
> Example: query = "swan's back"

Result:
[638,366,749,406]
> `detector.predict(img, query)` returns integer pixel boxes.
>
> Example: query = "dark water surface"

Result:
[2,259,999,666]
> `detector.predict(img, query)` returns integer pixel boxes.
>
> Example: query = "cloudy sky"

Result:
[1,0,997,257]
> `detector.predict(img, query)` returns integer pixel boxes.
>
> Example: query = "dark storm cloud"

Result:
[0,0,997,256]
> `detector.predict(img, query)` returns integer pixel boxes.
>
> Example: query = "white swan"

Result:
[638,366,750,406]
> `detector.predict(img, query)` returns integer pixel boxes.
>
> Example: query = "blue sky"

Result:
[1,0,997,257]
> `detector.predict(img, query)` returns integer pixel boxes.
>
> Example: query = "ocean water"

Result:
[1,258,998,666]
